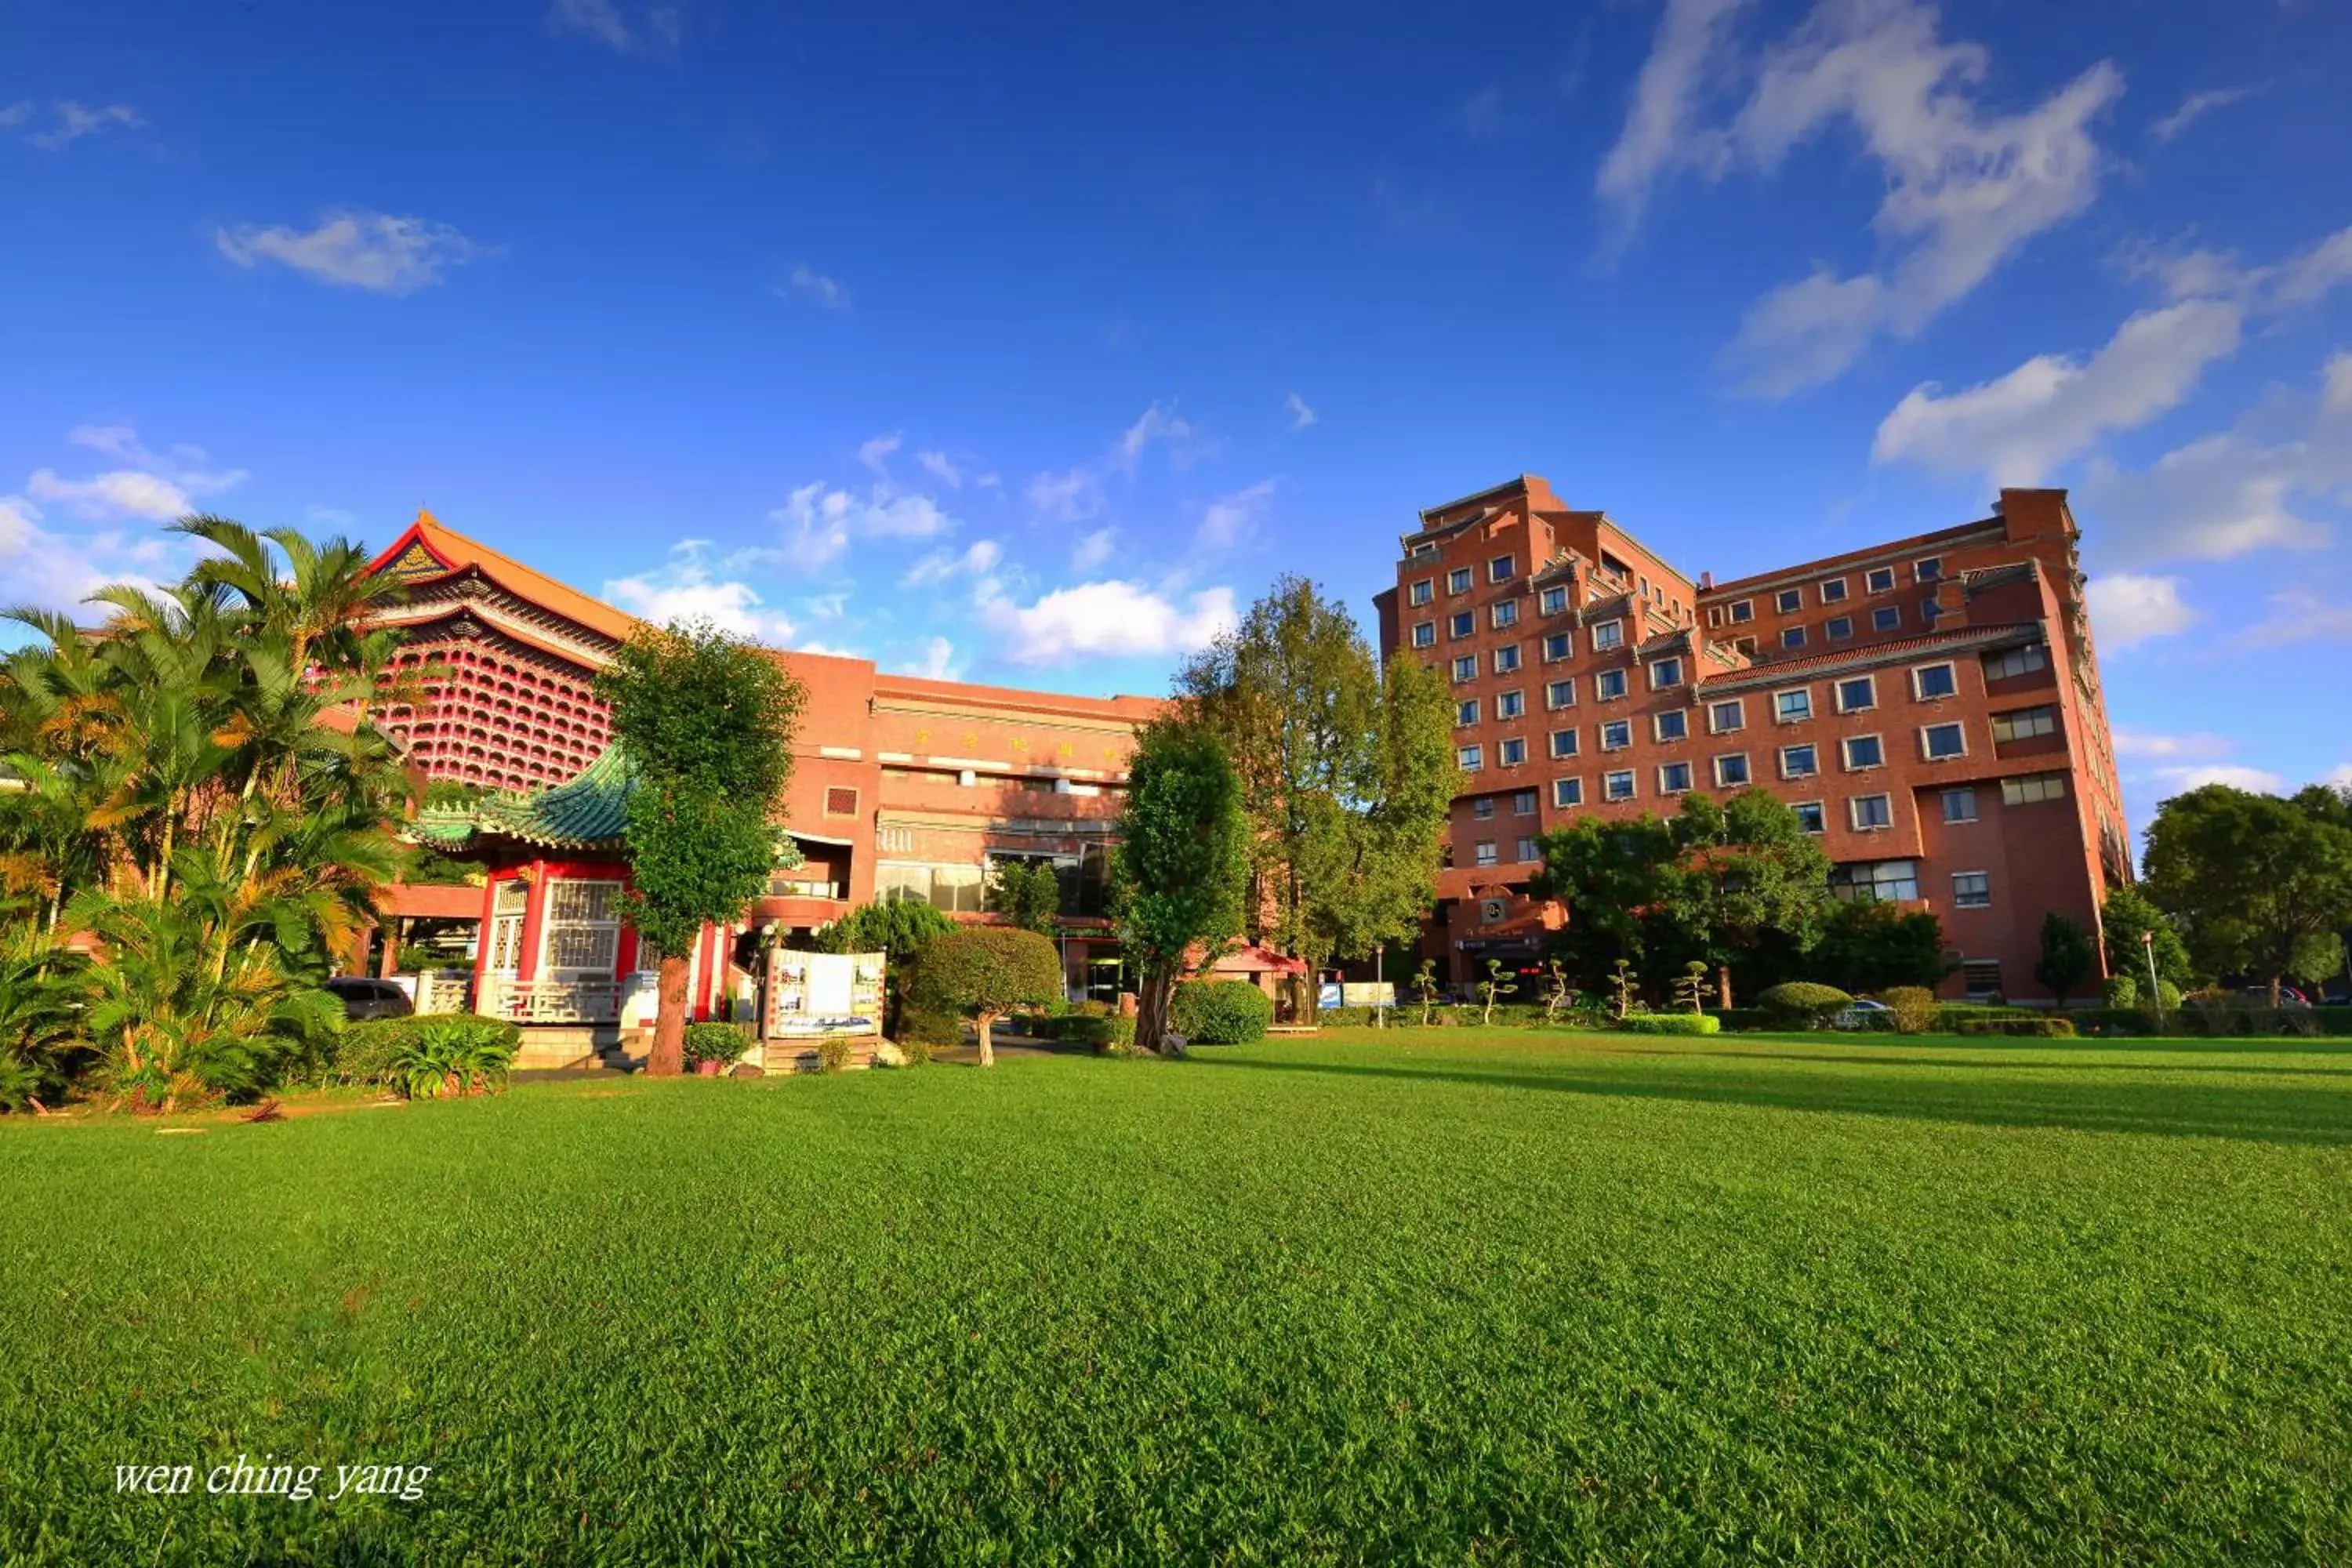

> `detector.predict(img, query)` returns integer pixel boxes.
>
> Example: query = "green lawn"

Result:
[4,1029,2350,1565]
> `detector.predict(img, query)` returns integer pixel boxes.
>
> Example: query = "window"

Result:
[1592,619,1625,651]
[1456,699,1480,728]
[1915,557,1944,583]
[1780,743,1820,779]
[1842,735,1885,770]
[1708,699,1745,734]
[1513,789,1538,815]
[1730,600,1755,623]
[1921,598,1942,626]
[1540,585,1569,615]
[1866,567,1896,594]
[1549,728,1580,759]
[1714,753,1751,786]
[1449,611,1475,640]
[1457,745,1483,771]
[1922,721,1967,760]
[1961,958,2002,1000]
[1493,644,1522,673]
[1793,800,1826,833]
[1499,737,1528,766]
[1544,632,1574,662]
[1991,706,2057,742]
[1872,605,1901,633]
[1473,796,1497,819]
[1825,616,1854,641]
[1603,769,1636,801]
[1546,678,1576,710]
[541,879,622,971]
[1596,669,1628,700]
[1515,837,1541,863]
[1654,710,1689,742]
[1490,554,1515,583]
[1775,588,1802,613]
[1497,689,1525,720]
[1659,761,1694,794]
[1940,786,1979,823]
[1448,567,1473,594]
[1774,688,1813,722]
[1849,793,1894,831]
[1983,643,2049,681]
[2002,772,2067,805]
[826,786,860,817]
[1951,871,1991,909]
[1475,840,1498,867]
[1409,579,1433,606]
[1831,858,1918,902]
[1911,662,1958,699]
[1780,626,1807,650]
[1601,718,1632,750]
[1491,600,1520,630]
[1650,655,1684,688]
[1820,578,1849,604]
[1451,655,1477,683]
[1411,621,1436,648]
[877,863,983,913]
[1835,675,1877,713]
[1553,777,1584,808]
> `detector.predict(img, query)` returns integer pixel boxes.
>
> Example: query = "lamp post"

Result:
[2142,928,2163,1029]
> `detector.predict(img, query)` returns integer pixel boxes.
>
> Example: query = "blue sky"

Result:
[4,0,2348,844]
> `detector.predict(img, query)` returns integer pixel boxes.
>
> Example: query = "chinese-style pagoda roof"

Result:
[368,510,645,645]
[408,746,808,870]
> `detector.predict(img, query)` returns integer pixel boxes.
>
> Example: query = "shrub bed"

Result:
[1610,1014,1721,1036]
[1707,1007,1773,1032]
[333,1015,519,1091]
[897,1008,965,1048]
[1756,983,1853,1029]
[682,1022,753,1069]
[1170,981,1273,1045]
[1958,1016,2078,1039]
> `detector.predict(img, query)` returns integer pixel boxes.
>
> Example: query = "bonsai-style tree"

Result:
[1538,959,1574,1023]
[1475,957,1517,1025]
[909,926,1062,1068]
[1412,959,1441,1025]
[1609,959,1639,1022]
[597,619,805,1075]
[2034,911,2096,1007]
[1110,719,1249,1055]
[1672,960,1708,1014]
[985,858,1063,937]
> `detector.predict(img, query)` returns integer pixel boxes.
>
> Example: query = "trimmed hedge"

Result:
[1756,982,1854,1029]
[1170,981,1273,1045]
[682,1022,753,1068]
[1011,1014,1138,1051]
[1958,1016,2078,1038]
[896,1008,965,1048]
[2070,1004,2352,1038]
[1708,1008,1773,1032]
[1610,1014,1721,1036]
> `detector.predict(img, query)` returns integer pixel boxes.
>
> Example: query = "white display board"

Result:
[766,949,884,1037]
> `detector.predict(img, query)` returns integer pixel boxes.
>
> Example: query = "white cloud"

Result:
[902,539,1002,586]
[2240,590,2352,648]
[856,430,902,475]
[2112,730,2233,760]
[1025,465,1104,524]
[916,450,964,488]
[0,428,238,615]
[1114,401,1203,470]
[1071,528,1116,573]
[0,103,24,128]
[2085,574,2198,649]
[895,636,960,681]
[773,481,956,570]
[2152,764,2285,795]
[1024,401,1211,525]
[8,100,143,149]
[1196,479,1278,554]
[1601,0,2122,394]
[1873,299,2243,483]
[603,540,798,641]
[2080,430,2335,568]
[216,210,488,295]
[2328,764,2352,789]
[2325,352,2352,416]
[1284,392,1317,430]
[779,263,849,310]
[0,496,183,618]
[2149,85,2251,144]
[546,0,634,51]
[18,425,245,521]
[977,579,1237,666]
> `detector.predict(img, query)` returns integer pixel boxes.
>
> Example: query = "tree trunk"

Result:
[2271,975,2283,1009]
[1717,964,1733,1010]
[1136,967,1177,1056]
[648,953,690,1076]
[976,1011,996,1069]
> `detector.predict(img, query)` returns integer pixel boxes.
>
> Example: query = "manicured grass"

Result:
[4,1029,2350,1565]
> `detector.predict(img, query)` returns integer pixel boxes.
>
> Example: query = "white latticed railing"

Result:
[480,976,623,1024]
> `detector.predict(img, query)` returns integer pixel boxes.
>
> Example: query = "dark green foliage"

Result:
[1609,1013,1722,1036]
[895,1007,965,1049]
[1797,900,1952,994]
[1958,1016,2079,1039]
[2035,912,2097,1006]
[985,859,1063,936]
[336,1014,521,1098]
[1879,986,1940,1035]
[683,1022,753,1069]
[2103,975,2140,1008]
[1111,717,1250,1052]
[1668,790,1835,1002]
[1169,980,1273,1044]
[2143,782,2352,1003]
[2101,884,2194,989]
[1021,1014,1138,1052]
[908,927,1062,1065]
[811,900,953,964]
[1756,982,1854,1029]
[1708,1007,1773,1032]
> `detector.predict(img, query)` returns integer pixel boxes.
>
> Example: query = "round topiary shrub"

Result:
[1168,980,1273,1044]
[2102,974,2139,1008]
[1878,985,1939,1035]
[682,1022,752,1070]
[907,926,1062,1065]
[1755,982,1854,1029]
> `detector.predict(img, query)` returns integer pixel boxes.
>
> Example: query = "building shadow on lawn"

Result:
[1188,1054,2352,1147]
[1601,1046,2352,1080]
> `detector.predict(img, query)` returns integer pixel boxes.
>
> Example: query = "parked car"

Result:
[325,976,414,1021]
[2241,985,2312,1008]
[1833,998,1893,1031]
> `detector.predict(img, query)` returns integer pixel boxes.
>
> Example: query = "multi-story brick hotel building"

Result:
[1374,476,2130,1002]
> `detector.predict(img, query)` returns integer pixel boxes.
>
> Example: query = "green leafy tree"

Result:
[596,621,806,1075]
[1110,719,1249,1054]
[986,858,1063,937]
[1537,959,1574,1023]
[1475,957,1517,1025]
[2100,883,2194,989]
[1529,812,1683,984]
[2143,783,2352,1007]
[2034,911,2097,1006]
[809,900,954,1036]
[1666,789,1833,1008]
[1791,901,1951,995]
[909,926,1061,1067]
[1177,577,1455,1018]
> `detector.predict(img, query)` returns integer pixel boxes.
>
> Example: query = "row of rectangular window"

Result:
[1461,719,1974,774]
[1415,615,1642,662]
[1523,771,2064,818]
[1710,557,1944,627]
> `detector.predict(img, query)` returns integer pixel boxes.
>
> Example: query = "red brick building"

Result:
[366,512,1160,1014]
[1372,477,2130,1002]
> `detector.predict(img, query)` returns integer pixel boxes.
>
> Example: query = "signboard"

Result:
[1319,981,1398,1009]
[766,949,884,1037]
